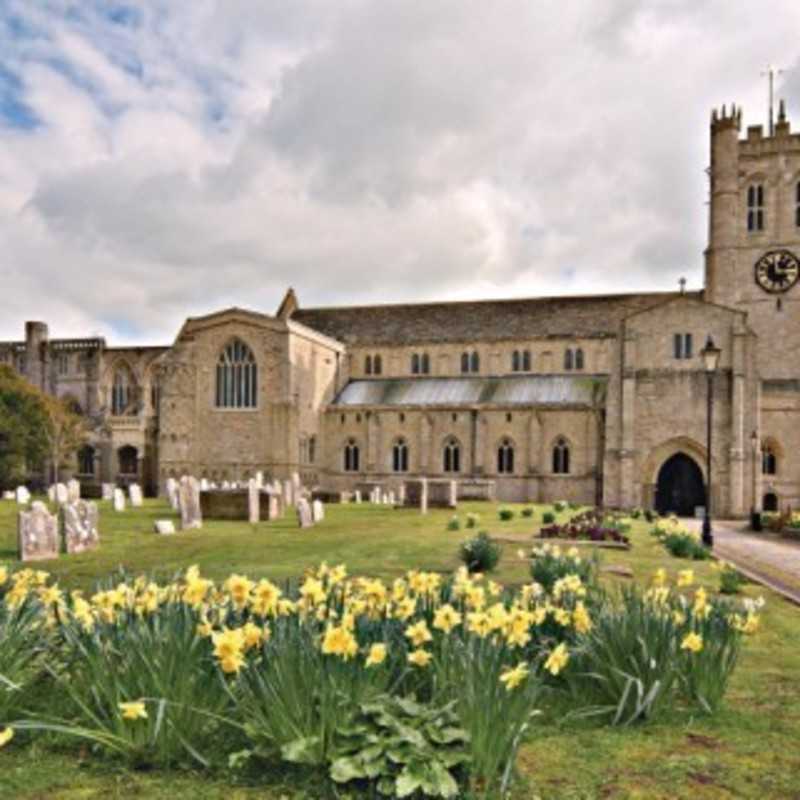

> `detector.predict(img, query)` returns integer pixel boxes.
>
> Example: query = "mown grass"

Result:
[1,498,799,799]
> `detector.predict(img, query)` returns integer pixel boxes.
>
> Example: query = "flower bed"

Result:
[537,508,631,545]
[0,558,762,798]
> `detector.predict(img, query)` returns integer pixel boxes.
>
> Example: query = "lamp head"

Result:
[700,336,722,373]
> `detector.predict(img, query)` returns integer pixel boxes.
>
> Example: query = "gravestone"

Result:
[101,483,114,501]
[62,500,100,554]
[283,479,293,507]
[398,483,406,506]
[388,490,396,506]
[339,491,351,504]
[200,478,209,492]
[18,501,59,561]
[248,479,260,524]
[292,471,301,494]
[448,480,458,508]
[55,483,69,505]
[154,520,176,535]
[354,490,362,504]
[129,483,143,508]
[47,485,56,503]
[268,492,280,520]
[312,499,325,523]
[420,478,428,514]
[113,488,126,512]
[296,497,313,528]
[67,479,81,503]
[165,478,180,510]
[255,471,264,489]
[179,476,203,530]
[16,486,31,505]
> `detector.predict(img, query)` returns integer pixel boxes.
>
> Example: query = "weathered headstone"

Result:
[268,493,280,520]
[154,520,176,535]
[296,497,313,528]
[388,490,396,506]
[179,476,203,530]
[101,483,114,501]
[312,499,325,523]
[420,478,428,515]
[199,478,209,492]
[292,471,301,494]
[354,490,362,504]
[16,486,31,505]
[62,500,99,554]
[129,483,143,508]
[248,479,260,524]
[221,480,231,490]
[398,483,407,506]
[255,471,264,489]
[47,485,56,503]
[283,479,293,507]
[54,483,69,505]
[165,478,180,510]
[67,479,81,503]
[18,501,58,561]
[448,480,458,509]
[113,488,126,512]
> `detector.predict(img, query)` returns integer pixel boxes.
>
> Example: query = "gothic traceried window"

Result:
[497,438,515,474]
[564,349,574,371]
[373,355,382,375]
[512,350,521,372]
[443,437,461,473]
[365,355,373,375]
[762,443,778,475]
[575,348,584,370]
[112,364,136,416]
[470,351,479,373]
[552,437,570,474]
[392,438,409,472]
[522,350,531,371]
[309,435,316,464]
[421,353,430,374]
[411,353,420,374]
[215,339,257,408]
[344,439,360,472]
[118,445,138,476]
[461,352,470,374]
[77,445,95,476]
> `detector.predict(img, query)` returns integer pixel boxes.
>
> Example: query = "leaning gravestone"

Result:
[248,479,260,524]
[154,520,176,535]
[113,488,126,512]
[179,476,203,530]
[101,483,114,501]
[16,486,31,505]
[296,497,313,528]
[129,483,143,508]
[67,479,80,503]
[312,499,325,523]
[18,501,59,561]
[62,500,99,554]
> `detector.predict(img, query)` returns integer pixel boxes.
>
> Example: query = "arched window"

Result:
[522,350,531,371]
[470,351,479,373]
[365,355,373,375]
[512,350,521,372]
[762,443,778,475]
[373,355,382,375]
[411,354,420,374]
[497,438,515,474]
[552,438,570,474]
[747,183,765,231]
[763,492,779,512]
[443,437,461,473]
[344,439,360,472]
[393,438,409,472]
[77,445,95,476]
[309,436,316,464]
[299,436,308,464]
[461,352,470,374]
[118,445,138,476]
[564,349,574,371]
[421,353,430,374]
[112,365,136,416]
[216,339,257,408]
[575,348,584,370]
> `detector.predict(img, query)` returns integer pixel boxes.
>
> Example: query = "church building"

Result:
[2,103,799,518]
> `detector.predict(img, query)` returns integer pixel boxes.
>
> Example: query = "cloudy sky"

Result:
[1,1,799,344]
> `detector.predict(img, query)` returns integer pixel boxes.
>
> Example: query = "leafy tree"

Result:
[0,365,86,489]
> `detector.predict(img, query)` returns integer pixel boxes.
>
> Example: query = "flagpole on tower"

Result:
[762,64,784,136]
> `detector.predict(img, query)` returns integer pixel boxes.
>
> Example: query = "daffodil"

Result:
[321,625,358,660]
[407,649,432,668]
[404,620,433,647]
[677,569,694,588]
[572,601,592,634]
[680,632,703,653]
[0,728,13,747]
[365,643,387,667]
[433,604,462,633]
[119,700,148,721]
[499,662,529,691]
[544,643,569,676]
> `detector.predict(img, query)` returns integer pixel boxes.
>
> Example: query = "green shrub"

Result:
[465,512,480,529]
[498,508,515,522]
[630,508,642,519]
[446,516,461,532]
[459,532,501,574]
[554,501,567,513]
[718,563,745,594]
[521,507,534,518]
[542,511,556,525]
[663,531,709,560]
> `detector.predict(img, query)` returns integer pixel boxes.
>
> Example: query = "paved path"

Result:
[686,518,800,605]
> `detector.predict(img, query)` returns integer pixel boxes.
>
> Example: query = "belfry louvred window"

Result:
[216,339,257,408]
[747,184,764,232]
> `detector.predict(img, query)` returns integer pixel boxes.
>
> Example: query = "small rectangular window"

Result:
[747,183,765,232]
[673,333,692,360]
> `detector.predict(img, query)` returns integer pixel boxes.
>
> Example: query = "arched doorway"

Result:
[655,453,705,516]
[763,492,778,512]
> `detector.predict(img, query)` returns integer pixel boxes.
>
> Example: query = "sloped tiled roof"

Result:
[333,375,606,407]
[292,291,700,345]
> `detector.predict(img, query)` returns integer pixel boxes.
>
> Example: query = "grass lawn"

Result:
[1,497,800,799]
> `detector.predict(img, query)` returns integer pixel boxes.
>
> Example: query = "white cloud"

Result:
[1,0,799,343]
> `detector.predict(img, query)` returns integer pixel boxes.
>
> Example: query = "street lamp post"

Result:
[700,336,722,547]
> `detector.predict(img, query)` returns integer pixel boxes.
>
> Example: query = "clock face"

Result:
[754,250,800,294]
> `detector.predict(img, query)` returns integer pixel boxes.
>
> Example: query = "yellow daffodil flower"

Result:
[680,632,703,653]
[404,620,433,647]
[119,701,148,721]
[544,643,569,676]
[0,728,14,747]
[365,643,387,667]
[499,662,529,691]
[433,604,462,633]
[407,649,432,668]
